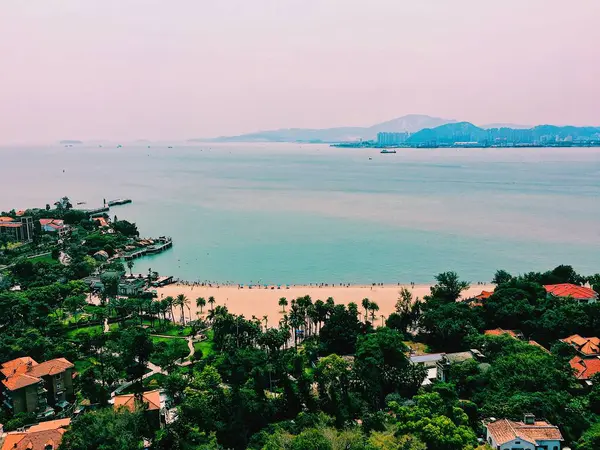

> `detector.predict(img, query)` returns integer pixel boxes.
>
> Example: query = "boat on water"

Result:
[108,198,132,207]
[380,149,397,154]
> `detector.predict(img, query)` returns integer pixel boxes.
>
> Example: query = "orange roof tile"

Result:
[561,335,600,356]
[0,217,14,222]
[0,222,21,228]
[114,390,161,412]
[487,418,563,446]
[484,328,519,339]
[475,290,494,300]
[1,373,42,391]
[570,356,600,380]
[27,418,71,433]
[28,358,74,378]
[544,283,598,300]
[1,426,68,450]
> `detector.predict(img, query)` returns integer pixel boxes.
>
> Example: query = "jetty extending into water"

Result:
[121,237,173,261]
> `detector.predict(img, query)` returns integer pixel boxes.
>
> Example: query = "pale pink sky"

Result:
[1,0,599,143]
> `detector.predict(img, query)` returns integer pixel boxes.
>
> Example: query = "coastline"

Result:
[155,282,495,325]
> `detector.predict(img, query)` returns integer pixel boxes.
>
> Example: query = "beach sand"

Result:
[156,283,495,326]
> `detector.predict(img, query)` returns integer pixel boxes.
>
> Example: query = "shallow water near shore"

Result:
[2,143,599,283]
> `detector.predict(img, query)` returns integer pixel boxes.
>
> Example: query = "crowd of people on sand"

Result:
[169,279,492,291]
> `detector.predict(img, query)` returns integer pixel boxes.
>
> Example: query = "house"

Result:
[0,217,34,242]
[484,414,563,450]
[475,290,494,301]
[0,418,70,450]
[1,357,74,417]
[484,328,523,339]
[93,217,109,228]
[560,334,600,357]
[560,334,600,383]
[39,219,65,233]
[436,350,486,383]
[113,390,164,428]
[544,283,598,303]
[410,350,484,385]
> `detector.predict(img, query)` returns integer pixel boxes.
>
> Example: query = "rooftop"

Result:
[486,417,563,446]
[484,328,520,339]
[113,390,161,412]
[544,283,598,300]
[561,334,600,356]
[0,418,70,450]
[1,357,73,391]
[570,356,600,380]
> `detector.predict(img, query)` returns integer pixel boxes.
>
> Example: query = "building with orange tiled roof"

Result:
[544,283,598,303]
[39,219,65,233]
[0,418,70,450]
[485,414,563,450]
[560,334,600,356]
[0,357,74,417]
[0,217,35,242]
[484,328,522,339]
[113,390,164,428]
[570,356,600,382]
[475,290,494,301]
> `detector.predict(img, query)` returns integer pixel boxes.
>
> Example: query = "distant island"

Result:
[190,114,600,147]
[59,140,83,145]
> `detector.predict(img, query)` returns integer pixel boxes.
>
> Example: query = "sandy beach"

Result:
[155,283,495,325]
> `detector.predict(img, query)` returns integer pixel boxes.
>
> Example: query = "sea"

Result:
[1,143,599,284]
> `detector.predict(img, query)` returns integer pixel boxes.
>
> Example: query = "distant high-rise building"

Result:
[377,132,409,146]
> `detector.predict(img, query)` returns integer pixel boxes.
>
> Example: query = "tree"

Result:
[279,297,288,312]
[208,296,216,311]
[127,259,134,276]
[353,328,423,408]
[362,298,371,322]
[577,421,600,450]
[119,328,154,391]
[319,304,363,355]
[369,301,380,323]
[59,408,149,450]
[428,272,469,304]
[165,296,175,322]
[196,296,206,314]
[175,294,189,325]
[492,269,513,285]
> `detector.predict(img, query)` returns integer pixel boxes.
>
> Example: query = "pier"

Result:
[121,237,173,261]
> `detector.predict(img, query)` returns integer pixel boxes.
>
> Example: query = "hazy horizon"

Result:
[1,0,599,144]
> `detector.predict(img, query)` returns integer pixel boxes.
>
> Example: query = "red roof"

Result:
[570,356,600,380]
[484,328,519,339]
[561,335,600,356]
[475,290,494,300]
[1,419,70,450]
[544,283,598,300]
[486,418,563,445]
[113,390,161,412]
[1,357,73,391]
[0,223,21,228]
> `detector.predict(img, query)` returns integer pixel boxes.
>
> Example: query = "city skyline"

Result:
[1,0,599,144]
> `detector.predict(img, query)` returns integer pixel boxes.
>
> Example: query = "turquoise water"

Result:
[1,144,599,283]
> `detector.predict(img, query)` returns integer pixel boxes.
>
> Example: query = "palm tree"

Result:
[208,296,216,311]
[127,259,134,277]
[369,301,380,323]
[165,296,175,323]
[362,298,370,322]
[176,294,189,325]
[278,297,288,313]
[196,297,206,314]
[263,315,268,329]
[158,299,169,328]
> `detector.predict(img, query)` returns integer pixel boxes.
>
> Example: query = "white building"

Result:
[485,414,563,450]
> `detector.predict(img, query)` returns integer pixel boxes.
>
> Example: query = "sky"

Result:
[1,0,599,143]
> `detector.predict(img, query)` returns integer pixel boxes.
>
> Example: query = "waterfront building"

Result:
[376,132,409,146]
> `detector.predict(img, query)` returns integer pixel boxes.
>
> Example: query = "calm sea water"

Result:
[1,143,599,284]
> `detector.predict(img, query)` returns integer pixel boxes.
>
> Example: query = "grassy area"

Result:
[66,325,104,339]
[28,253,59,264]
[193,330,214,359]
[148,322,193,337]
[150,336,189,365]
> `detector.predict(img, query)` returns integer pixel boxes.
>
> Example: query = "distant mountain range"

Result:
[190,115,456,143]
[190,115,600,144]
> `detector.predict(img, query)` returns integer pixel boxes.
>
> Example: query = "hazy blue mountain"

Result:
[191,114,456,143]
[481,123,531,129]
